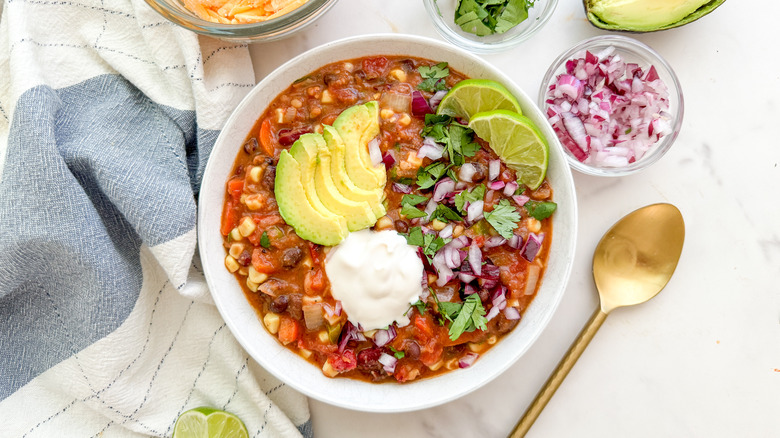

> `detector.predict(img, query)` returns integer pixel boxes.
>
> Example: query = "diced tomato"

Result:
[327,349,357,373]
[320,113,338,126]
[307,241,323,265]
[251,248,278,274]
[278,316,300,345]
[259,119,274,156]
[413,314,435,341]
[471,234,485,247]
[419,338,443,367]
[227,178,244,201]
[330,87,358,104]
[304,269,325,294]
[362,57,388,79]
[298,337,337,355]
[442,328,485,347]
[220,200,239,236]
[394,361,422,383]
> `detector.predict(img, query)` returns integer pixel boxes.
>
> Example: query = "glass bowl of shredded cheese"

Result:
[144,0,338,42]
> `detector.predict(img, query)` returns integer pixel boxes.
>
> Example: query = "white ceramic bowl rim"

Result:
[198,33,577,413]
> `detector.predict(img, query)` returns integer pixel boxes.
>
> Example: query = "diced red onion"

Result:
[521,233,543,262]
[468,241,482,276]
[485,305,501,322]
[373,326,397,347]
[433,177,456,202]
[368,137,382,167]
[432,251,454,287]
[460,274,477,286]
[512,195,530,207]
[503,181,519,196]
[487,180,505,191]
[437,287,455,302]
[488,160,500,181]
[378,352,398,373]
[449,235,470,250]
[439,224,453,239]
[458,353,478,368]
[484,236,506,249]
[418,137,445,160]
[382,151,396,168]
[503,307,521,320]
[507,234,523,249]
[334,300,342,315]
[429,90,447,111]
[392,183,412,193]
[458,163,476,182]
[466,200,484,222]
[412,90,434,116]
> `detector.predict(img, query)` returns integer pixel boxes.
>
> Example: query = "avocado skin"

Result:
[584,0,726,32]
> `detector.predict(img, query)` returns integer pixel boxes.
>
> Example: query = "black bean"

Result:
[243,137,258,154]
[234,165,244,176]
[281,247,303,268]
[404,340,421,360]
[394,220,409,234]
[323,73,340,86]
[263,165,276,188]
[471,162,487,182]
[269,295,289,313]
[237,250,251,267]
[400,59,416,73]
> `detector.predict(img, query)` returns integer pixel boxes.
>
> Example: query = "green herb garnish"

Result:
[455,0,535,37]
[416,161,451,189]
[437,294,488,341]
[422,116,479,166]
[525,200,557,220]
[454,184,486,214]
[389,346,406,359]
[404,226,449,263]
[417,62,450,92]
[260,231,271,248]
[484,199,522,239]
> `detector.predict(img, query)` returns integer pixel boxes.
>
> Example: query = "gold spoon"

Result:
[510,203,685,437]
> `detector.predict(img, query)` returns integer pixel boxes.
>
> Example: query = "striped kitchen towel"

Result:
[0,0,312,436]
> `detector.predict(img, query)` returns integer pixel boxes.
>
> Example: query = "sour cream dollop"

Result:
[325,229,424,330]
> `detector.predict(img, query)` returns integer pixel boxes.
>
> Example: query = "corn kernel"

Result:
[388,68,407,82]
[507,298,520,308]
[375,215,393,230]
[248,266,268,284]
[301,256,313,269]
[245,195,263,211]
[427,273,437,285]
[249,166,262,183]
[309,106,322,118]
[275,107,285,124]
[315,124,323,134]
[238,216,256,237]
[246,278,259,292]
[317,331,330,344]
[228,243,244,259]
[363,329,377,339]
[445,357,459,370]
[468,342,488,353]
[238,267,248,276]
[380,108,394,120]
[291,98,303,108]
[263,312,281,334]
[486,334,498,345]
[322,361,339,378]
[398,113,411,126]
[224,255,240,273]
[406,151,422,168]
[431,219,446,231]
[299,348,313,359]
[526,217,542,233]
[230,227,243,242]
[453,225,465,238]
[321,89,333,104]
[342,62,353,72]
[306,86,321,97]
[428,360,444,371]
[302,295,323,305]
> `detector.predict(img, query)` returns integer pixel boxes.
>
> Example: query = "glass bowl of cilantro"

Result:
[423,0,558,54]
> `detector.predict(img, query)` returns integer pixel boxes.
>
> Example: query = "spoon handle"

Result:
[509,308,609,438]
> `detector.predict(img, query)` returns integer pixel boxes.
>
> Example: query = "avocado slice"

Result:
[275,149,347,246]
[300,134,377,232]
[322,125,387,220]
[333,101,387,191]
[584,0,725,32]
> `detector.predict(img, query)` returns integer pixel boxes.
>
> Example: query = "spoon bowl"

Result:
[510,203,685,437]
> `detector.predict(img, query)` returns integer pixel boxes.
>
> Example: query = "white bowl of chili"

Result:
[198,33,577,412]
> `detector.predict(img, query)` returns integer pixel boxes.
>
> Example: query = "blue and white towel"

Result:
[0,0,312,436]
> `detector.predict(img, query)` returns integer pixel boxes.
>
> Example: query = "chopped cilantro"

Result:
[454,184,486,214]
[401,194,428,206]
[389,346,406,359]
[395,177,414,186]
[436,294,488,341]
[412,299,427,315]
[260,231,271,248]
[405,226,450,263]
[421,116,480,166]
[401,203,428,219]
[405,226,424,246]
[430,203,463,223]
[416,161,451,189]
[525,200,557,220]
[484,199,522,239]
[455,0,534,37]
[417,62,450,92]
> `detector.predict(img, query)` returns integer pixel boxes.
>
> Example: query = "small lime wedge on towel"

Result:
[173,407,248,438]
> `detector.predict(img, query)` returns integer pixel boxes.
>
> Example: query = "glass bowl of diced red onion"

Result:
[538,35,684,176]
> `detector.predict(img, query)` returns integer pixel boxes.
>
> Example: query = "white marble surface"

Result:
[248,1,780,436]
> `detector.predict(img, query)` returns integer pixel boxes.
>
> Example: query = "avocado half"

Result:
[584,0,726,32]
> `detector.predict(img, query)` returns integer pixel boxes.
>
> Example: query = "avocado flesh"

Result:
[322,125,386,219]
[585,0,725,32]
[275,150,347,246]
[304,134,377,232]
[334,102,386,191]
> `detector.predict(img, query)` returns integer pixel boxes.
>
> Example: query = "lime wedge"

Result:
[436,79,522,121]
[468,110,549,190]
[172,407,249,438]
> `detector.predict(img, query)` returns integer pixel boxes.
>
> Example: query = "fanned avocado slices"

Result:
[334,101,386,191]
[584,0,725,32]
